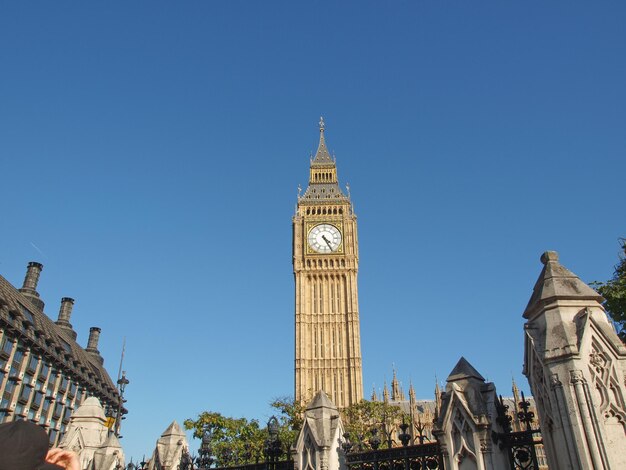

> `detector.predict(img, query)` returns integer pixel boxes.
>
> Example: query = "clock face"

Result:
[308,224,342,253]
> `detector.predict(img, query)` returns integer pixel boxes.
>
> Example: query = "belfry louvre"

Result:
[0,261,120,445]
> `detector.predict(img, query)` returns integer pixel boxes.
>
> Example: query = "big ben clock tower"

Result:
[293,118,363,409]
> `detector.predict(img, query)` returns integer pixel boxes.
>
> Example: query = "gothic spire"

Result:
[434,378,442,417]
[512,377,522,430]
[371,385,378,401]
[391,367,405,401]
[312,116,333,165]
[383,381,390,403]
[512,377,520,403]
[300,117,348,202]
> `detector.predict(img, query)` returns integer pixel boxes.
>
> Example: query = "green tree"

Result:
[183,411,265,466]
[269,396,305,447]
[341,400,407,450]
[184,397,304,467]
[593,239,626,342]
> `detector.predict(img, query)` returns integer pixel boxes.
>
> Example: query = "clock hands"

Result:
[308,224,341,254]
[321,234,334,252]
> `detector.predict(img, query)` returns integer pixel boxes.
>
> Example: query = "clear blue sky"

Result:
[2,1,625,461]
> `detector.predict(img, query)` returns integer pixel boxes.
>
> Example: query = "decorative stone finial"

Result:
[319,116,325,132]
[540,251,559,265]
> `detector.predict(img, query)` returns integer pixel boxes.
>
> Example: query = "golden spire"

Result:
[434,376,442,416]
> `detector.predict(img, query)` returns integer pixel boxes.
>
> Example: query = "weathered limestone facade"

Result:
[295,391,345,470]
[433,358,510,470]
[58,396,126,470]
[146,421,190,470]
[523,251,626,469]
[293,119,363,409]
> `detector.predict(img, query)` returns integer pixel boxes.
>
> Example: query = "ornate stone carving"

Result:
[570,370,584,384]
[480,438,491,453]
[590,349,608,375]
[549,373,562,389]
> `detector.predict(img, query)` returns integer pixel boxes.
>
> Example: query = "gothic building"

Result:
[0,261,121,445]
[293,118,364,409]
[372,368,544,457]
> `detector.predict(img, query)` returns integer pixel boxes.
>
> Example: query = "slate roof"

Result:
[311,129,334,165]
[0,274,119,405]
[301,183,348,202]
[389,399,437,415]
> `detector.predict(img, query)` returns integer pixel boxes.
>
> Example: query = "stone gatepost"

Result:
[523,251,626,469]
[146,421,190,470]
[433,357,510,470]
[294,391,345,470]
[59,396,126,469]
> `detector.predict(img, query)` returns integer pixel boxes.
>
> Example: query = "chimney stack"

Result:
[86,327,101,353]
[56,297,77,340]
[19,261,45,311]
[86,327,104,365]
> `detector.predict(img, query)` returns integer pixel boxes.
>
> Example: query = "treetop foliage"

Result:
[592,238,626,342]
[342,399,407,449]
[184,397,304,467]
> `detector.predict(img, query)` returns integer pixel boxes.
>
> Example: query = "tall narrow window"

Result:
[338,330,343,357]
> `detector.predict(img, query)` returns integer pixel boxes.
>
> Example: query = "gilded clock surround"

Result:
[293,118,364,409]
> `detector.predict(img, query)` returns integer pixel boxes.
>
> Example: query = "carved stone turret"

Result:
[59,397,126,470]
[147,421,189,470]
[433,357,510,470]
[523,251,626,469]
[294,391,344,470]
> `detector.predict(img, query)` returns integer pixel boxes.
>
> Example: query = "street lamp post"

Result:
[115,371,129,437]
